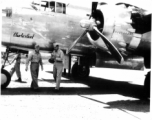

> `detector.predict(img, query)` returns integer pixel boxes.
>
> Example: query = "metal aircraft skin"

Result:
[2,1,92,54]
[1,1,151,97]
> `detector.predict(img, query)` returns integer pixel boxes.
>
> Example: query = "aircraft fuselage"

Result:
[2,3,93,55]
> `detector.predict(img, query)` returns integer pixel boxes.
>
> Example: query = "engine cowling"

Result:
[135,32,151,68]
[86,4,116,51]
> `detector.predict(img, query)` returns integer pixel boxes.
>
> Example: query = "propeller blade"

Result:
[66,30,87,54]
[90,2,98,18]
[93,26,124,63]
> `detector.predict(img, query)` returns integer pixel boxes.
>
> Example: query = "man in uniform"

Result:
[10,52,22,82]
[52,43,64,91]
[25,44,43,91]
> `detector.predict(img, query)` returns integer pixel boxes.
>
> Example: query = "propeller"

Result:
[67,2,123,63]
[92,26,123,63]
[90,2,98,18]
[66,2,98,54]
[66,30,87,54]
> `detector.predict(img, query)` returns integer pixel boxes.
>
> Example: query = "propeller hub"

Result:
[96,20,101,25]
[80,19,97,31]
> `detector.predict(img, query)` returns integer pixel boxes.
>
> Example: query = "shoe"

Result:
[15,78,22,82]
[15,78,26,83]
[16,77,22,82]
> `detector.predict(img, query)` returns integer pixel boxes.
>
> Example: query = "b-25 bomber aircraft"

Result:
[1,0,151,98]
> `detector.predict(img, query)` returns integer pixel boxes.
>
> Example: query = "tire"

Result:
[1,69,11,89]
[71,62,78,78]
[144,72,150,98]
[71,62,90,79]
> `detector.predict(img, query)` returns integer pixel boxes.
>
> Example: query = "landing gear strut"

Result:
[71,62,90,79]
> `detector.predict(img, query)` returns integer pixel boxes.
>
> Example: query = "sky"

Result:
[1,0,152,11]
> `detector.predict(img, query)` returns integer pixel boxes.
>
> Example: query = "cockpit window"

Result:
[2,7,12,17]
[56,2,62,13]
[56,2,66,14]
[31,1,66,14]
[50,1,55,12]
[41,1,48,11]
[63,4,66,14]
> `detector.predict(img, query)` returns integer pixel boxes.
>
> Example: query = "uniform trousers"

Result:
[30,62,39,89]
[53,62,63,89]
[11,62,21,78]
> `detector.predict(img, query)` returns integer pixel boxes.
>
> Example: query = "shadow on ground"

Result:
[45,71,147,99]
[2,71,147,99]
[105,99,150,112]
[1,71,150,112]
[78,95,150,113]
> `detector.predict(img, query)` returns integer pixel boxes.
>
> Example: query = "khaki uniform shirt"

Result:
[27,51,42,64]
[52,49,64,64]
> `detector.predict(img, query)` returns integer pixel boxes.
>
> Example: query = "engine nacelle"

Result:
[134,32,151,68]
[95,49,144,70]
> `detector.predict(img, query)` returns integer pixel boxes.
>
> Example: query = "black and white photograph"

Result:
[1,0,151,120]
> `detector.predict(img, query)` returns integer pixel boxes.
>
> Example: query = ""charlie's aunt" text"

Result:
[13,32,34,39]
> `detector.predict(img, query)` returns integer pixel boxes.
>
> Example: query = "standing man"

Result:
[52,43,64,91]
[25,44,43,91]
[10,52,22,82]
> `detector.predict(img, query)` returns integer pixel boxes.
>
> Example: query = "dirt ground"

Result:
[1,63,151,120]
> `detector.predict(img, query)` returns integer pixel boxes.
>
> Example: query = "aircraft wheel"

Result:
[144,71,150,98]
[1,69,11,89]
[72,62,90,79]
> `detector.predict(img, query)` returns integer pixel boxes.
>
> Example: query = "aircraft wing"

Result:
[98,0,152,12]
[7,45,52,54]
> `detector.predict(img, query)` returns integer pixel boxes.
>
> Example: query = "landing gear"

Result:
[1,69,11,89]
[71,62,90,79]
[1,47,11,89]
[144,71,150,98]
